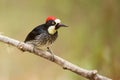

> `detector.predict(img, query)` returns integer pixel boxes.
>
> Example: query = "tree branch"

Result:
[0,34,112,80]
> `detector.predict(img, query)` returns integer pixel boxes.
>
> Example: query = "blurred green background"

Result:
[0,0,120,80]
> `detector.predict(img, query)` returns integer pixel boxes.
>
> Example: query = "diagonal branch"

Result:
[0,34,112,80]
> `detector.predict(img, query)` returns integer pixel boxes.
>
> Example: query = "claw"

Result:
[47,47,54,61]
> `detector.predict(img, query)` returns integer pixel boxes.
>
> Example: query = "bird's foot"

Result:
[47,47,54,61]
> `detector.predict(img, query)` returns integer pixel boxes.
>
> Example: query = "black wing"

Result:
[24,24,45,42]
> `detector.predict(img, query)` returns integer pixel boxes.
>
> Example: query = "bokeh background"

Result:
[0,0,120,80]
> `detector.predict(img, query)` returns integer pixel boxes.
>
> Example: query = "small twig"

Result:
[0,34,112,80]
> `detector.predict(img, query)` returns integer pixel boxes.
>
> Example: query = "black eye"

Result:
[46,20,56,26]
[51,21,56,25]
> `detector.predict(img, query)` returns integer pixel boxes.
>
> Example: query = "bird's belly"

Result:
[25,32,58,49]
[37,40,53,48]
[26,39,53,48]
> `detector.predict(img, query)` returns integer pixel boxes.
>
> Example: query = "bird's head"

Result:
[45,16,68,35]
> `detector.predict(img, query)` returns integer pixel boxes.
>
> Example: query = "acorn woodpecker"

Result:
[24,16,68,60]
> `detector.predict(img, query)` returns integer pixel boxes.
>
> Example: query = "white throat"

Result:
[48,26,57,35]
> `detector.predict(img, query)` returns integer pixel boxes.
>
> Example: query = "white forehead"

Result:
[55,19,61,23]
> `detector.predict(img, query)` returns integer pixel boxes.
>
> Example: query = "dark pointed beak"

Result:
[55,23,68,29]
[57,23,68,27]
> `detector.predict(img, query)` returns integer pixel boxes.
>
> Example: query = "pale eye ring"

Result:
[51,21,56,25]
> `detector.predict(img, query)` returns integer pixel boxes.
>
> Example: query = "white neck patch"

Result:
[48,26,56,35]
[48,19,61,35]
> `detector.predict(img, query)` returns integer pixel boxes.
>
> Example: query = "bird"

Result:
[24,16,68,60]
